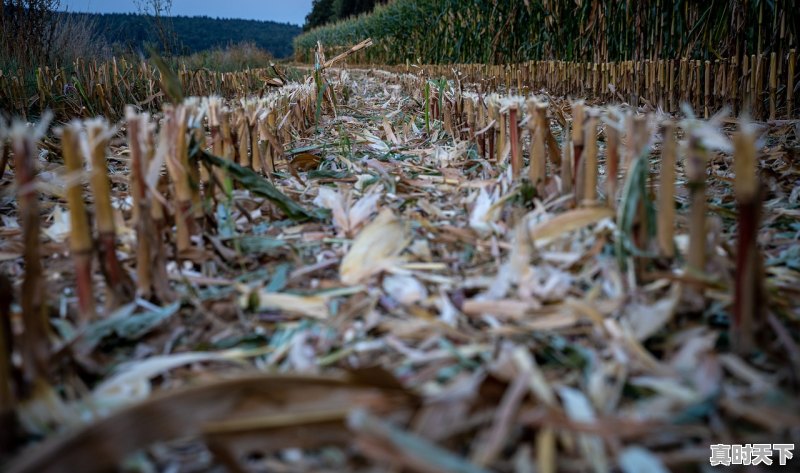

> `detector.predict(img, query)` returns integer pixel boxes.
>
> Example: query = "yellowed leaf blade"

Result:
[340,209,410,284]
[529,207,614,243]
[245,292,329,319]
[8,373,411,473]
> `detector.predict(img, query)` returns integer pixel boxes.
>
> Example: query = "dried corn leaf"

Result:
[340,209,410,284]
[8,372,412,473]
[528,207,614,244]
[243,290,329,319]
[194,147,327,221]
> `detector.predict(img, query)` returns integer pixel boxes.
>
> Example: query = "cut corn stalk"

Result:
[0,274,13,415]
[561,121,572,196]
[582,111,598,206]
[508,104,521,179]
[571,101,585,203]
[164,105,195,256]
[604,120,620,209]
[62,123,96,323]
[686,134,708,275]
[527,100,547,190]
[732,121,764,355]
[657,121,677,258]
[10,122,50,387]
[86,119,134,306]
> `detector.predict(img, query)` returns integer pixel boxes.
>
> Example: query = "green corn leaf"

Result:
[190,144,328,222]
[147,46,184,104]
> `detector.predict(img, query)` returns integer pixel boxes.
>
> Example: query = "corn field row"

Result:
[2,68,771,405]
[387,51,800,120]
[395,68,762,303]
[0,57,284,121]
[1,81,322,405]
[4,50,797,125]
[294,0,799,65]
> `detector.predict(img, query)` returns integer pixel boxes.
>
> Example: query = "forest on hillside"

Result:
[62,11,301,59]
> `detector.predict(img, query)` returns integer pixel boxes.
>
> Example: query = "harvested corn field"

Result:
[2,1,800,472]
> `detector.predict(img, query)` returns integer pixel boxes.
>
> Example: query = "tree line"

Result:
[70,12,301,59]
[1,1,302,73]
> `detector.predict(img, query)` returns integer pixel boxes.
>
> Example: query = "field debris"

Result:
[1,57,799,472]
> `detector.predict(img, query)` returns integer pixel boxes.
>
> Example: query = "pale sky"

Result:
[60,0,314,26]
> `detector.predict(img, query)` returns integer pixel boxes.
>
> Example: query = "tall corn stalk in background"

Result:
[294,0,798,66]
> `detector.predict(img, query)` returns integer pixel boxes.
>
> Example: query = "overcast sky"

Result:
[60,0,314,26]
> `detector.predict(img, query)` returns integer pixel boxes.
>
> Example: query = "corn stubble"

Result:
[86,119,135,306]
[0,26,795,473]
[127,108,172,303]
[732,121,765,355]
[61,123,96,323]
[10,122,51,388]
